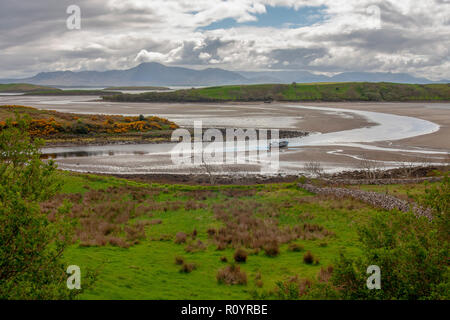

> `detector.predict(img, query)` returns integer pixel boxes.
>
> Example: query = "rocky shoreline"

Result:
[96,166,448,186]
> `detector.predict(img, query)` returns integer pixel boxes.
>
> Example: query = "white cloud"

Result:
[0,0,449,80]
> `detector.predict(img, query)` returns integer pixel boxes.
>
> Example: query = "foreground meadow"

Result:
[47,172,443,300]
[1,118,448,300]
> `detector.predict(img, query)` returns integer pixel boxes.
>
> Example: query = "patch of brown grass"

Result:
[210,199,333,251]
[288,243,304,252]
[175,232,188,244]
[180,262,197,273]
[318,266,334,283]
[174,256,185,265]
[233,248,248,263]
[216,265,247,285]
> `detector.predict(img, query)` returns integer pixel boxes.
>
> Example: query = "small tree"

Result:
[330,208,449,300]
[0,115,78,299]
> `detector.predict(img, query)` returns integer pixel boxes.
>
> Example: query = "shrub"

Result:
[288,243,304,252]
[174,232,187,244]
[263,241,280,257]
[180,262,196,273]
[234,248,248,263]
[303,251,314,264]
[275,276,313,300]
[108,237,130,248]
[185,240,207,253]
[174,256,184,265]
[318,266,334,283]
[207,228,216,237]
[0,116,86,299]
[71,120,89,134]
[331,208,449,300]
[216,265,247,285]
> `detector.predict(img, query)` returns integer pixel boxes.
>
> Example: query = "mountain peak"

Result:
[0,63,442,87]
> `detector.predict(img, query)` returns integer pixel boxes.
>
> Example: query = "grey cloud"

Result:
[268,47,329,69]
[0,1,449,80]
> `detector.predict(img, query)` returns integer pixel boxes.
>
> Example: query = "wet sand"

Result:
[1,95,449,175]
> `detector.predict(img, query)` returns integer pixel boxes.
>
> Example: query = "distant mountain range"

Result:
[0,62,447,87]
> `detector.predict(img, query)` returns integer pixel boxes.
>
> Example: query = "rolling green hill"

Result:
[0,83,57,93]
[103,82,450,103]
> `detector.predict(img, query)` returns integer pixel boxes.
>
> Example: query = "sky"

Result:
[0,0,449,80]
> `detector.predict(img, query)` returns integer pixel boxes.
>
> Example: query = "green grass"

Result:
[53,172,386,299]
[0,83,57,93]
[103,82,450,103]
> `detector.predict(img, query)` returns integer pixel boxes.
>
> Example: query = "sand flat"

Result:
[1,95,448,174]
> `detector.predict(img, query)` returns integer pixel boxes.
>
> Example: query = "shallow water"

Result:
[41,104,449,175]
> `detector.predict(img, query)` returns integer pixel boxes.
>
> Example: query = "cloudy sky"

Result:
[0,0,449,80]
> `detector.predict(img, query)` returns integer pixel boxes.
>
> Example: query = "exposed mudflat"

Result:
[1,95,449,176]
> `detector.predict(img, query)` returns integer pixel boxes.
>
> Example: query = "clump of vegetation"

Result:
[303,251,315,264]
[274,276,313,300]
[180,262,197,273]
[216,265,248,285]
[318,266,334,283]
[288,243,304,252]
[330,203,449,299]
[175,232,188,244]
[174,256,184,265]
[233,248,248,263]
[185,240,207,253]
[263,242,280,257]
[0,105,179,138]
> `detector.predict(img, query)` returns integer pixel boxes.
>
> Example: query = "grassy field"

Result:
[42,172,438,300]
[0,83,57,92]
[103,82,450,103]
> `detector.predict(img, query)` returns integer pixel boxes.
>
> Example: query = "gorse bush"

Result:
[0,105,179,137]
[0,115,82,299]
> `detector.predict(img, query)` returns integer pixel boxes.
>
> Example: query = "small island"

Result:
[0,105,179,146]
[103,82,450,103]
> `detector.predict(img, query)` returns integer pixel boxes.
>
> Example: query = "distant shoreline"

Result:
[102,82,450,103]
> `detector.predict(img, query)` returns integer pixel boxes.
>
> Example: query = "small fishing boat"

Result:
[269,140,289,149]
